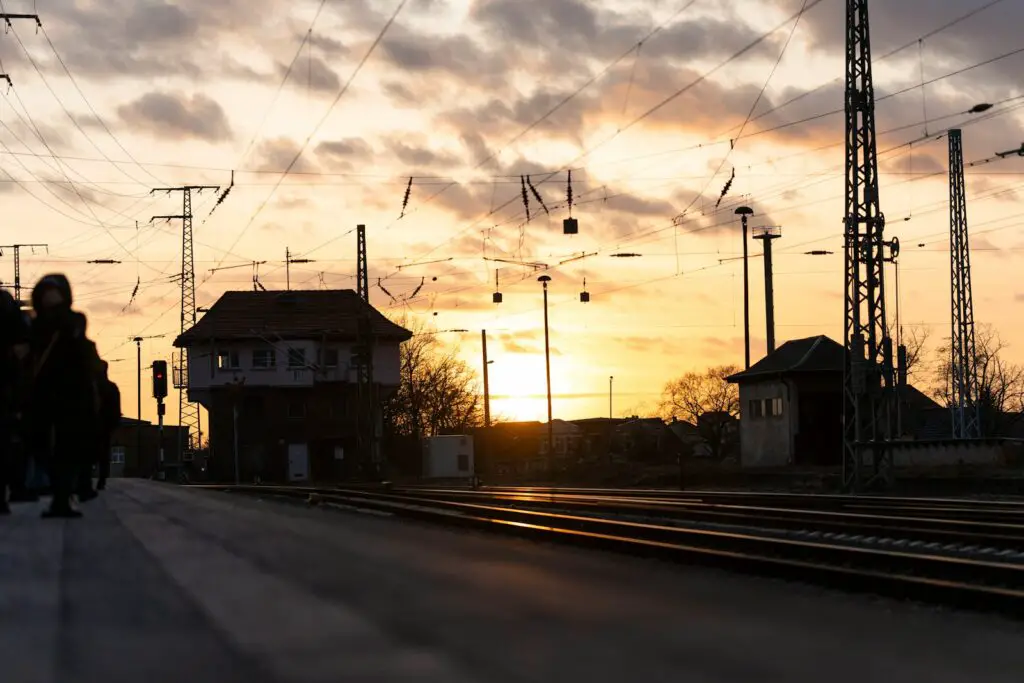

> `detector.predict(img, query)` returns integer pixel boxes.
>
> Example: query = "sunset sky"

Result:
[1,0,1022,425]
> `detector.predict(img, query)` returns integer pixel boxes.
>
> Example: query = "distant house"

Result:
[613,417,683,463]
[109,417,190,479]
[173,289,411,482]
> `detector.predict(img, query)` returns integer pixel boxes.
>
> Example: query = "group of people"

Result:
[1,274,122,518]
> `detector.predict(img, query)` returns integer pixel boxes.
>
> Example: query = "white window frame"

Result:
[110,446,126,465]
[287,347,306,369]
[216,350,240,370]
[322,347,339,368]
[253,348,276,369]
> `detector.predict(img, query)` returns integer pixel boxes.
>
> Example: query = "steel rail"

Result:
[201,484,1024,617]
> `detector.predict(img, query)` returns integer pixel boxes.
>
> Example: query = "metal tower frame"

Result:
[153,184,219,459]
[354,224,378,477]
[842,0,895,490]
[948,129,981,439]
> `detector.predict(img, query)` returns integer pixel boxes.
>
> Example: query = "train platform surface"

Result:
[3,480,1024,683]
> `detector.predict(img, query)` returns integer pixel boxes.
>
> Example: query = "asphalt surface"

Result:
[2,480,1023,682]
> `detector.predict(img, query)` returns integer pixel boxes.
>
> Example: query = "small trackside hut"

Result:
[173,290,411,483]
[726,335,845,468]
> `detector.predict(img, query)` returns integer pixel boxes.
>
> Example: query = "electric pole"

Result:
[152,183,219,463]
[735,207,753,369]
[948,129,981,439]
[130,334,164,468]
[0,243,47,306]
[285,247,314,291]
[752,226,781,354]
[843,0,895,490]
[354,224,378,478]
[482,330,492,428]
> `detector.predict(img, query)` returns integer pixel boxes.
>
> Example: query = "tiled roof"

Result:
[727,335,844,382]
[174,290,412,347]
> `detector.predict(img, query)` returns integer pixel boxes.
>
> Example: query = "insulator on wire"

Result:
[563,169,578,235]
[520,175,531,223]
[526,175,549,215]
[715,167,735,209]
[400,177,413,219]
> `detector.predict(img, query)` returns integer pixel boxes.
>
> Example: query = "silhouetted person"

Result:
[94,361,121,491]
[75,332,107,503]
[27,275,98,518]
[0,289,30,513]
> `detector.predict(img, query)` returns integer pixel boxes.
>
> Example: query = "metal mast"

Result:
[153,184,219,460]
[948,129,981,438]
[0,243,47,305]
[354,224,377,477]
[842,0,894,490]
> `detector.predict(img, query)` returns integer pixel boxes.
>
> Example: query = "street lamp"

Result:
[735,206,754,369]
[609,376,614,419]
[538,274,553,478]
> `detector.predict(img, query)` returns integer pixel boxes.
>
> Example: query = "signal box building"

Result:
[727,336,845,468]
[173,290,411,483]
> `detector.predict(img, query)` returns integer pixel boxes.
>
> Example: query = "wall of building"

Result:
[110,422,191,478]
[204,384,360,483]
[186,339,403,395]
[891,440,1006,468]
[738,380,794,467]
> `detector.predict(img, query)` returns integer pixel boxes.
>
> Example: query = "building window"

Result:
[216,350,240,370]
[767,397,784,417]
[288,399,306,419]
[457,453,469,472]
[321,348,339,368]
[253,349,276,369]
[287,348,306,368]
[110,446,126,465]
[748,399,764,419]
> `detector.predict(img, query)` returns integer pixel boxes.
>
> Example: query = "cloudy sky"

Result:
[1,0,1022,424]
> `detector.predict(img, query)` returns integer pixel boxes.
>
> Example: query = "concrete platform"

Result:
[2,481,1023,683]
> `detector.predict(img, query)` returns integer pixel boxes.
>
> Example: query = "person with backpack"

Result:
[26,274,98,518]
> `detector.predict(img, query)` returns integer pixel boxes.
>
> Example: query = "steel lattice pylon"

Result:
[842,0,895,490]
[948,129,981,439]
[153,183,219,459]
[178,188,200,455]
[354,224,378,477]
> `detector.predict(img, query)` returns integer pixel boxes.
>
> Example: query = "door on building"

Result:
[288,443,309,481]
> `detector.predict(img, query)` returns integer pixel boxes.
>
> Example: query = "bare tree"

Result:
[900,325,930,382]
[659,365,740,458]
[931,324,1024,436]
[383,321,482,439]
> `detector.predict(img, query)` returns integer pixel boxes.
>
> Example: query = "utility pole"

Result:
[285,247,314,291]
[948,129,981,439]
[843,0,895,490]
[538,275,553,478]
[131,334,164,468]
[482,330,492,428]
[752,226,781,354]
[354,224,378,478]
[609,376,614,420]
[735,207,753,368]
[152,183,219,463]
[0,243,47,306]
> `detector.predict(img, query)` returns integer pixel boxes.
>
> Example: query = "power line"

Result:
[212,0,409,272]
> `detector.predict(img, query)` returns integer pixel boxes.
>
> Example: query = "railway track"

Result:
[201,483,1024,617]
